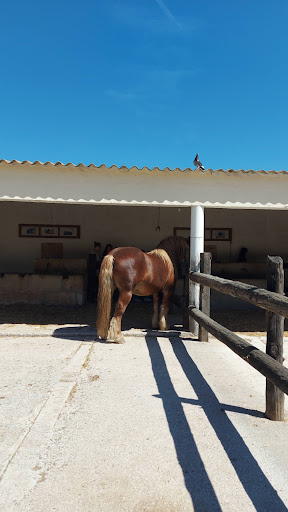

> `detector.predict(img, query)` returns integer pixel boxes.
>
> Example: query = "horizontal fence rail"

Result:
[188,254,287,421]
[188,306,288,396]
[189,271,288,318]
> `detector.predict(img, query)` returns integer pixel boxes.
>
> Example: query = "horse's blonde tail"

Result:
[97,255,114,339]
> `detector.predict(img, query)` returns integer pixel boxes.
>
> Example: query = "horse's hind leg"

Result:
[108,290,132,343]
[152,293,159,329]
[159,288,173,331]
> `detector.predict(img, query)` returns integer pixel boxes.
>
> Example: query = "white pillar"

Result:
[189,205,204,336]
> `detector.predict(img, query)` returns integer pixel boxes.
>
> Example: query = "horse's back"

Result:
[111,246,145,265]
[110,246,174,295]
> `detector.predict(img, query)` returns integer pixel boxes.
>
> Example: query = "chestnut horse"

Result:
[96,236,189,343]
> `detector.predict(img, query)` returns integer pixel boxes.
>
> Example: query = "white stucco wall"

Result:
[0,202,189,272]
[206,208,288,263]
[1,201,288,273]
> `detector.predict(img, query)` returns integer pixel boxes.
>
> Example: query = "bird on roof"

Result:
[193,153,205,170]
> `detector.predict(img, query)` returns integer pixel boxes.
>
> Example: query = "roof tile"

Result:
[0,159,287,175]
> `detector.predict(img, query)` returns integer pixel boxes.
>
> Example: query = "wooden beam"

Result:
[188,306,288,395]
[189,272,288,318]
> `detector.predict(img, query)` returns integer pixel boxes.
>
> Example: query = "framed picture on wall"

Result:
[174,227,232,242]
[40,225,59,237]
[211,228,232,241]
[59,226,80,238]
[173,227,190,239]
[19,225,40,237]
[19,224,80,239]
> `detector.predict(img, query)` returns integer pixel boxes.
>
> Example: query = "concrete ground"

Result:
[0,304,288,512]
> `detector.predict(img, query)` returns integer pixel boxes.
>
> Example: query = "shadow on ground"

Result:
[0,301,181,331]
[146,332,288,511]
[1,302,286,333]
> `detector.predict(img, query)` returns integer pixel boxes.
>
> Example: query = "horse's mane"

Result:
[156,236,188,276]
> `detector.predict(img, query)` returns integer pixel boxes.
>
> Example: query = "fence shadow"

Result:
[145,333,287,512]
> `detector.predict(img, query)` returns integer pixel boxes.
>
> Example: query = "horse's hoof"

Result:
[114,334,125,344]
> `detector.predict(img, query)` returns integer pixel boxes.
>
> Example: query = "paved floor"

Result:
[0,306,288,511]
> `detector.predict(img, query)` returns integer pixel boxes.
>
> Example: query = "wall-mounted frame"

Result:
[19,224,80,239]
[205,228,232,241]
[19,225,40,237]
[173,227,232,242]
[40,225,59,238]
[173,227,190,239]
[59,226,80,238]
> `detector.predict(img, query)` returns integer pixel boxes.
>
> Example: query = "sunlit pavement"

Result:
[0,323,288,512]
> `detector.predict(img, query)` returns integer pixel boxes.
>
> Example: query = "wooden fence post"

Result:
[266,256,285,421]
[199,252,212,342]
[183,247,190,330]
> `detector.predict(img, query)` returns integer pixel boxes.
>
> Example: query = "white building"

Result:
[1,159,288,307]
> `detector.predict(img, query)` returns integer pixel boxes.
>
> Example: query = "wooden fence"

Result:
[188,253,288,421]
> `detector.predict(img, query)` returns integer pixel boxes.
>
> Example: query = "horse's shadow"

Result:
[52,300,184,341]
[145,332,288,512]
[52,325,102,342]
[51,325,188,342]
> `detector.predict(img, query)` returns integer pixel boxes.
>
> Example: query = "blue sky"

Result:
[1,0,288,171]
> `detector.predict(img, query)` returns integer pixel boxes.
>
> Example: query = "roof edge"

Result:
[0,159,287,175]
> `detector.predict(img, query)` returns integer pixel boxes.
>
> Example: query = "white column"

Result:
[189,205,204,336]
